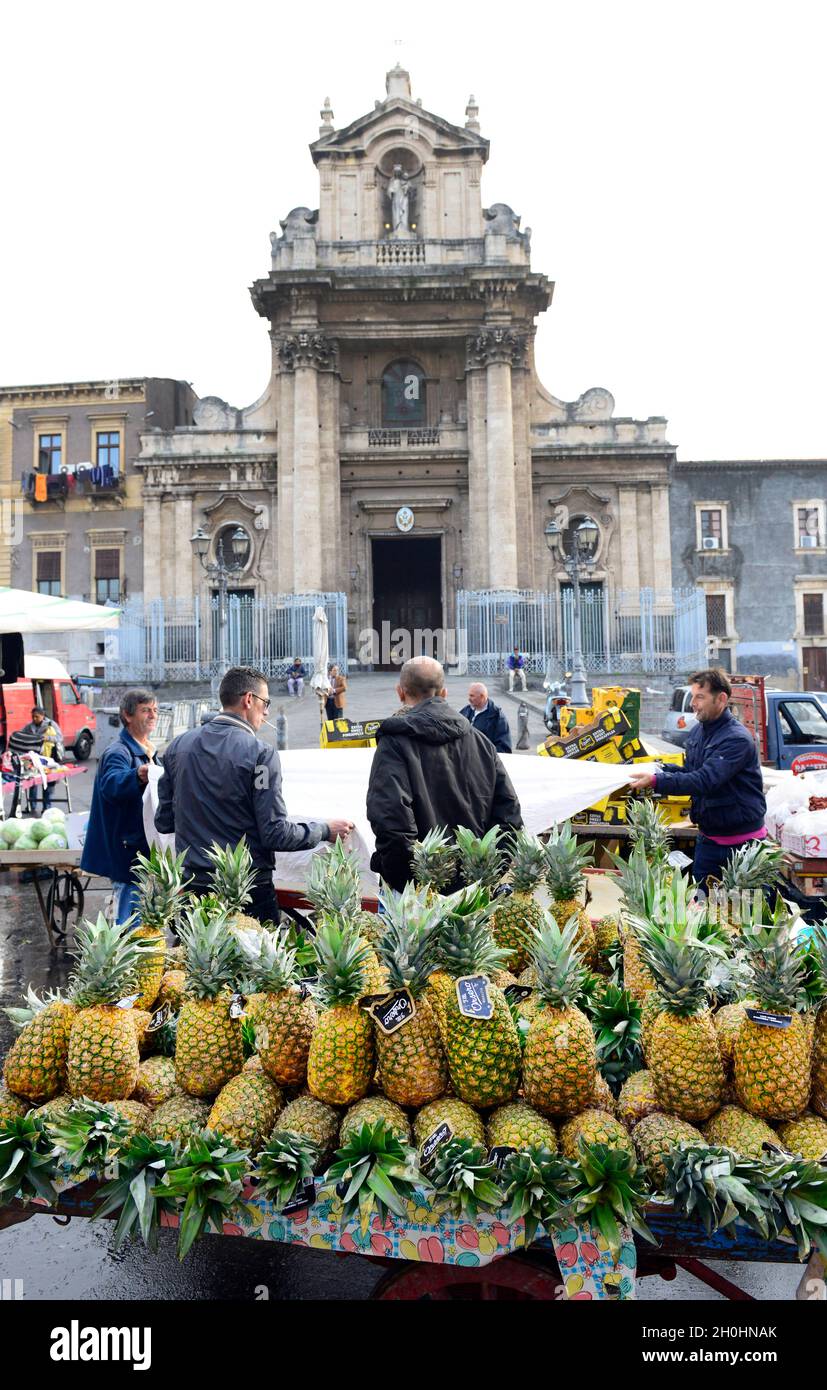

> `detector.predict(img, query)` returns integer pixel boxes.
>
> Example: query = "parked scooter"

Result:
[543,675,572,735]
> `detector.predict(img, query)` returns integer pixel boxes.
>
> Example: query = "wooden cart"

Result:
[0,848,88,950]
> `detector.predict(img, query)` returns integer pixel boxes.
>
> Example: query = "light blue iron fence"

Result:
[455,587,707,677]
[106,593,348,683]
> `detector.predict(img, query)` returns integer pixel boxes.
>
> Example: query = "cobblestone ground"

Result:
[0,675,800,1299]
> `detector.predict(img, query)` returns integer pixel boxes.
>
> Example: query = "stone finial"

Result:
[319,96,334,135]
[465,94,480,132]
[386,63,412,99]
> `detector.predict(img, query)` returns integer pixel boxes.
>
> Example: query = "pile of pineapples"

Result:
[2,812,826,1242]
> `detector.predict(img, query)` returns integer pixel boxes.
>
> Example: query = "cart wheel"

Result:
[47,872,84,943]
[372,1255,563,1301]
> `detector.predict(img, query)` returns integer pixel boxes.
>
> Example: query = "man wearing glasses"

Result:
[156,666,353,923]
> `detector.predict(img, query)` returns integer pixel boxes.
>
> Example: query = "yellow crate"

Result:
[538,707,631,761]
[320,717,379,749]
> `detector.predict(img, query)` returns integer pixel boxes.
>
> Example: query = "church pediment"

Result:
[311,98,489,163]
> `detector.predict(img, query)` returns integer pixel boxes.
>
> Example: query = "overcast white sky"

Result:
[1,0,824,461]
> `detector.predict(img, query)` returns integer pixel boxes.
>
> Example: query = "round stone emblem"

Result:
[395,506,414,533]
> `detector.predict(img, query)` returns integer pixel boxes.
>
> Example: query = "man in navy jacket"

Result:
[627,668,766,886]
[80,690,159,923]
[459,682,513,754]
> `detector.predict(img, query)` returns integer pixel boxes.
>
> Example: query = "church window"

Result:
[381,360,426,426]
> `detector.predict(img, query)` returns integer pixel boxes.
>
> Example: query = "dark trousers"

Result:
[325,696,338,722]
[189,873,280,927]
[692,835,740,889]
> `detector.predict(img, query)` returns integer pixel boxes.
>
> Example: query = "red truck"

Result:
[0,656,96,762]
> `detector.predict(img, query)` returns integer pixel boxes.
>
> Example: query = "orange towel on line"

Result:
[34,473,47,501]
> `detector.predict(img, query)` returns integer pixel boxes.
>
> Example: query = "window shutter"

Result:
[95,548,120,580]
[36,551,61,582]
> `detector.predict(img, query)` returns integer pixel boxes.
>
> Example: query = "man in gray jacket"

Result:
[155,666,352,922]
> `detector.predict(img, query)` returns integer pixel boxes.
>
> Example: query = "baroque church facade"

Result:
[138,66,675,664]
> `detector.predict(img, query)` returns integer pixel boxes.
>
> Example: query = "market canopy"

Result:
[0,587,121,634]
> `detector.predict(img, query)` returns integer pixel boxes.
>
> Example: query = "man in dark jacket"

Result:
[155,666,353,922]
[80,689,159,923]
[367,656,522,892]
[627,668,766,886]
[459,682,512,754]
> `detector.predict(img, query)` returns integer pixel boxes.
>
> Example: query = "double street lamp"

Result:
[544,514,599,707]
[190,525,250,689]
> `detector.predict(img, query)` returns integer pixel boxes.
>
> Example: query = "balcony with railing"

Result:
[340,424,467,455]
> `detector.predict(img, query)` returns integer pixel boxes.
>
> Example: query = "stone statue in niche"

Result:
[387,165,411,236]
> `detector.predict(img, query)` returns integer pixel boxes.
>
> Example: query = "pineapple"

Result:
[306,919,375,1106]
[373,885,448,1108]
[234,927,316,1086]
[132,1056,177,1107]
[591,1072,617,1113]
[486,1101,557,1153]
[148,1091,211,1142]
[305,839,379,945]
[639,992,664,1063]
[559,1109,633,1161]
[31,1093,74,1125]
[623,930,657,1003]
[776,1113,827,1161]
[626,798,674,862]
[714,999,755,1071]
[3,996,77,1102]
[594,913,622,966]
[715,840,785,931]
[156,969,186,1011]
[423,970,454,1040]
[617,1070,661,1128]
[440,908,521,1108]
[340,1096,411,1145]
[276,1094,340,1161]
[131,846,188,1009]
[544,823,596,965]
[0,1083,28,1124]
[454,825,506,891]
[411,826,459,895]
[634,922,726,1122]
[130,1009,153,1052]
[107,1099,153,1136]
[490,830,546,973]
[808,927,827,1119]
[175,906,244,1098]
[702,1105,778,1158]
[208,1071,284,1151]
[413,1098,485,1152]
[205,837,262,931]
[522,916,597,1118]
[734,924,812,1121]
[633,1111,706,1188]
[66,915,156,1101]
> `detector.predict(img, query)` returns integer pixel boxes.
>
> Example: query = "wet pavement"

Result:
[0,678,802,1299]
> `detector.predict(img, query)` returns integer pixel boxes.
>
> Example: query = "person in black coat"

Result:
[459,682,513,754]
[366,657,522,892]
[627,668,767,886]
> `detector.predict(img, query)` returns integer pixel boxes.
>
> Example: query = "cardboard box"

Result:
[560,688,641,742]
[320,717,380,749]
[539,706,632,761]
[781,824,827,858]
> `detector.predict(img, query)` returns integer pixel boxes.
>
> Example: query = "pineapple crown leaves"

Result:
[738,923,811,1014]
[525,914,589,1009]
[159,1130,252,1262]
[0,1115,58,1206]
[544,822,594,898]
[453,825,506,890]
[606,840,656,918]
[720,838,785,896]
[631,920,727,1018]
[305,841,362,918]
[93,1134,179,1252]
[589,986,643,1089]
[568,1141,657,1261]
[758,1155,827,1261]
[178,905,240,1001]
[438,907,512,981]
[411,826,459,892]
[427,1139,503,1220]
[311,918,372,1008]
[233,926,301,995]
[625,797,673,861]
[326,1120,420,1236]
[69,914,157,1008]
[256,1130,322,1209]
[133,845,190,930]
[204,838,256,913]
[661,1144,774,1239]
[3,983,66,1030]
[47,1099,133,1173]
[504,829,547,894]
[375,884,446,994]
[500,1144,575,1246]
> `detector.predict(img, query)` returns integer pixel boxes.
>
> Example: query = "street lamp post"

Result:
[545,515,599,708]
[190,525,250,695]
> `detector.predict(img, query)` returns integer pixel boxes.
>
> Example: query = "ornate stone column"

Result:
[467,329,526,590]
[464,359,488,589]
[142,490,162,601]
[174,494,194,605]
[278,333,338,594]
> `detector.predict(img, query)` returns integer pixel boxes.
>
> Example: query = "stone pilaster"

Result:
[467,330,527,590]
[651,484,672,590]
[275,368,294,593]
[465,368,488,588]
[174,494,194,604]
[617,487,641,596]
[318,371,340,590]
[142,493,161,601]
[278,333,338,594]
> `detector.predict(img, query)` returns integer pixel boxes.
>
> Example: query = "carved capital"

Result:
[278,332,338,372]
[465,329,528,370]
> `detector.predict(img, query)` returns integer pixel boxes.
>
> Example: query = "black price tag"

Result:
[364,989,416,1035]
[281,1179,316,1216]
[420,1122,453,1168]
[503,984,534,1004]
[488,1145,517,1170]
[745,1008,792,1029]
[299,977,317,1001]
[229,992,246,1020]
[146,1003,171,1033]
[494,883,514,899]
[455,975,494,1020]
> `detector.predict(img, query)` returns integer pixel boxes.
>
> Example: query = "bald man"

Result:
[459,682,512,754]
[366,656,522,892]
